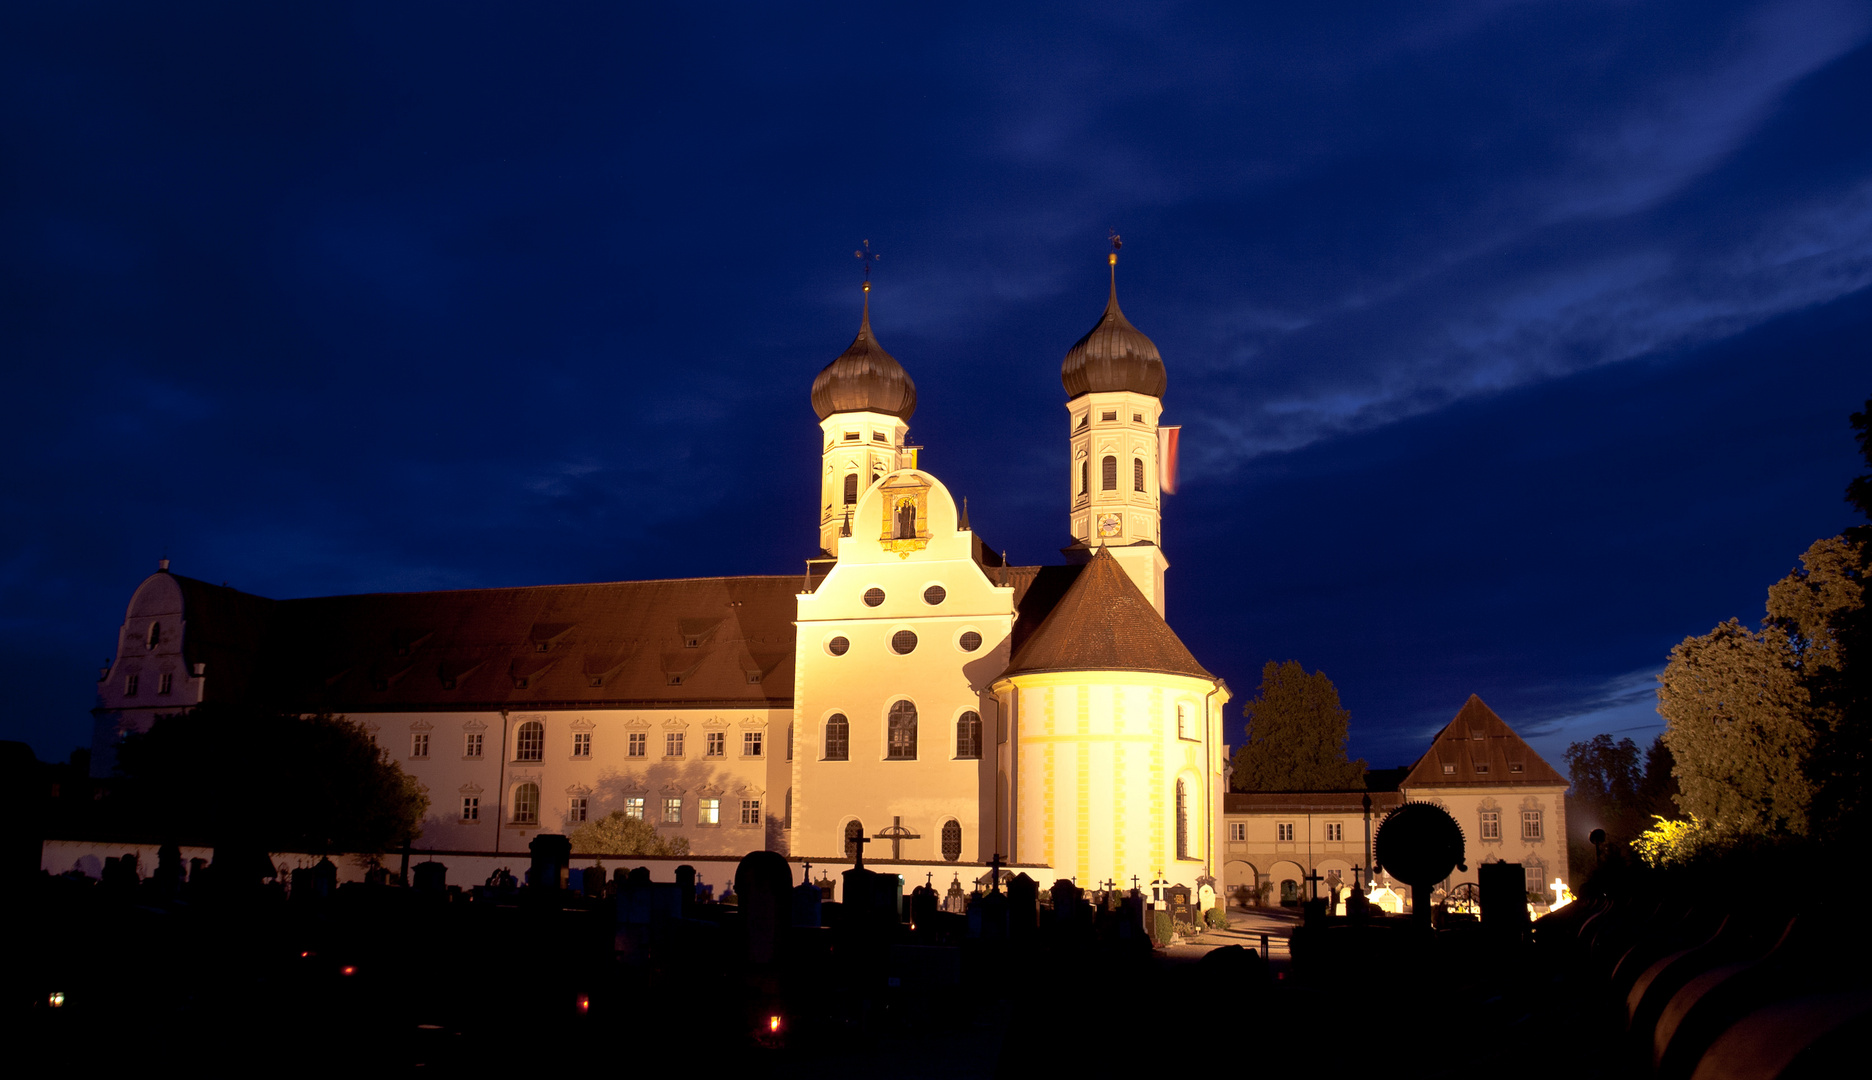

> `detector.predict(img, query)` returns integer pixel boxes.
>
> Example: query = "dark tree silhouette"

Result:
[1229,661,1366,791]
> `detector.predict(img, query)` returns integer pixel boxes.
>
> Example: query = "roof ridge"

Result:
[1001,548,1211,680]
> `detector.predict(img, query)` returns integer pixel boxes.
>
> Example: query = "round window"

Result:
[827,636,850,656]
[863,588,886,607]
[891,630,918,655]
[958,630,983,652]
[923,585,946,605]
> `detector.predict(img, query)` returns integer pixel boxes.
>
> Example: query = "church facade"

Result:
[89,255,1234,893]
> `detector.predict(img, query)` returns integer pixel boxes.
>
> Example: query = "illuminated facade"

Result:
[91,255,1230,893]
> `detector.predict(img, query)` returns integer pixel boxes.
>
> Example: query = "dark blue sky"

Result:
[4,2,1868,768]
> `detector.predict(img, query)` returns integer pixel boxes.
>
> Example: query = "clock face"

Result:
[1098,513,1122,538]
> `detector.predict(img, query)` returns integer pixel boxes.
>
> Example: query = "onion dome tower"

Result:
[1061,237,1170,615]
[812,250,918,556]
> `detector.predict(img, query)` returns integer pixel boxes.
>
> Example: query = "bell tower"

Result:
[810,267,918,557]
[1060,239,1170,615]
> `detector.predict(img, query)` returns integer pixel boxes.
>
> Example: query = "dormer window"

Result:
[684,637,700,648]
[535,642,550,653]
[1441,763,1455,774]
[146,622,161,649]
[1510,763,1524,774]
[1474,763,1489,774]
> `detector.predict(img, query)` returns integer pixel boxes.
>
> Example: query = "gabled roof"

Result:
[1000,548,1212,680]
[1400,694,1568,789]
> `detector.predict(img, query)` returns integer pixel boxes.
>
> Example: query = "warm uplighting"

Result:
[769,1015,782,1033]
[47,991,65,1008]
[340,965,357,976]
[576,995,590,1014]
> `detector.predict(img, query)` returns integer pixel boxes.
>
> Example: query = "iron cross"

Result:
[854,239,881,282]
[875,816,921,861]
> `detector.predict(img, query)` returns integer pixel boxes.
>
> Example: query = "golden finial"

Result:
[1108,229,1122,267]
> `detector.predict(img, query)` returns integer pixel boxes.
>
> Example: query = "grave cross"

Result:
[850,833,870,870]
[1351,863,1365,889]
[926,872,934,888]
[1303,867,1325,901]
[988,852,1005,892]
[875,816,922,861]
[801,860,813,885]
[1130,874,1141,891]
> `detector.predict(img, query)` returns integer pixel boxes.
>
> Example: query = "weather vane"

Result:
[855,239,881,289]
[1109,229,1122,254]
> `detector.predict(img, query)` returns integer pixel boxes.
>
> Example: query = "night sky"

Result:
[4,3,1868,771]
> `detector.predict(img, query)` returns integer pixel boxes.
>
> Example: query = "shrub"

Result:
[1150,910,1173,947]
[1204,905,1229,929]
[1632,815,1708,869]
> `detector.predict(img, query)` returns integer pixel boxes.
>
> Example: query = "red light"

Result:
[340,965,357,976]
[769,1015,781,1033]
[576,995,590,1014]
[300,951,311,958]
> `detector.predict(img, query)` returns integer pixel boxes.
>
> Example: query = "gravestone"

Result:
[1198,883,1217,914]
[582,862,606,899]
[943,874,968,914]
[1007,873,1039,936]
[910,881,939,934]
[529,834,572,894]
[1478,860,1529,942]
[674,864,697,914]
[792,868,824,928]
[311,856,338,899]
[413,860,447,895]
[735,850,795,964]
[1165,884,1194,924]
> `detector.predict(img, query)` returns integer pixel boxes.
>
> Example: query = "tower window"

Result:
[125,673,139,697]
[923,585,946,605]
[887,700,918,759]
[1079,461,1089,495]
[843,431,860,441]
[1132,413,1143,423]
[843,473,858,505]
[1175,779,1190,859]
[863,588,885,607]
[146,622,161,649]
[956,711,982,759]
[941,818,962,862]
[1101,410,1117,421]
[158,673,172,694]
[958,630,982,652]
[871,431,887,442]
[891,630,918,655]
[825,714,849,760]
[1101,456,1117,491]
[827,636,851,656]
[1134,457,1146,491]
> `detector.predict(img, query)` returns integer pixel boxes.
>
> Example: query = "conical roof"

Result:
[1060,261,1165,400]
[1001,548,1211,679]
[811,287,917,421]
[1400,695,1569,788]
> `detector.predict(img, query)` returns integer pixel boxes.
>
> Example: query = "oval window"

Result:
[863,588,886,607]
[827,636,850,656]
[958,631,982,652]
[891,630,918,655]
[923,585,946,605]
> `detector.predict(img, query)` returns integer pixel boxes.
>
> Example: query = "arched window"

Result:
[1176,702,1192,739]
[845,819,865,859]
[956,711,982,759]
[146,622,161,649]
[887,700,917,760]
[513,782,539,824]
[1101,455,1117,490]
[1175,779,1190,860]
[1079,460,1088,495]
[516,721,544,761]
[941,819,962,862]
[824,714,849,760]
[895,498,917,539]
[1134,457,1146,491]
[785,788,793,829]
[786,721,794,761]
[843,473,858,505]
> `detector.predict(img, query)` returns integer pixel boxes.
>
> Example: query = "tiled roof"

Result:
[1000,548,1212,680]
[170,573,800,712]
[1399,694,1569,789]
[1223,791,1404,814]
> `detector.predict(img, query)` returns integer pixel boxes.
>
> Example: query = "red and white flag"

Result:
[1158,425,1181,494]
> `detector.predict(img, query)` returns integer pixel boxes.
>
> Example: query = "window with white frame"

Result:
[125,674,139,696]
[743,731,763,757]
[740,799,761,825]
[706,731,726,757]
[1522,810,1543,840]
[515,721,544,762]
[955,711,982,759]
[465,732,484,758]
[572,732,591,758]
[1525,865,1547,896]
[1277,822,1295,842]
[1176,702,1192,739]
[825,714,849,760]
[411,733,429,758]
[628,732,646,758]
[1228,823,1246,842]
[662,797,682,824]
[1325,822,1343,842]
[512,783,539,824]
[568,796,588,823]
[461,797,479,822]
[698,798,721,826]
[665,732,685,757]
[1480,810,1501,840]
[158,672,172,694]
[624,796,645,819]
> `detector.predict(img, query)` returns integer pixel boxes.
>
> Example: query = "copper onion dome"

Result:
[1060,256,1165,400]
[811,284,918,421]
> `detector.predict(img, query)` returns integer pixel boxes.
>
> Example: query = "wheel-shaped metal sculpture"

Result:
[1374,801,1467,927]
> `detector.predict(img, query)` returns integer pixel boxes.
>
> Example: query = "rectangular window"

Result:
[1480,810,1501,840]
[698,798,721,826]
[741,799,761,825]
[665,732,685,757]
[1277,822,1295,842]
[871,431,886,442]
[461,797,479,821]
[743,731,763,757]
[568,796,588,823]
[1325,822,1343,842]
[706,731,725,757]
[1228,823,1246,842]
[624,796,645,819]
[1132,413,1143,423]
[1474,763,1489,774]
[411,733,429,758]
[1442,763,1456,774]
[464,732,483,758]
[1101,410,1117,421]
[572,732,591,758]
[125,674,139,697]
[843,431,860,441]
[1522,810,1543,841]
[1526,865,1546,895]
[157,672,172,694]
[628,732,646,758]
[662,797,682,824]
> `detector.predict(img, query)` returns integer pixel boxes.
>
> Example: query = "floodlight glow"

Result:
[48,992,65,1008]
[769,1015,781,1032]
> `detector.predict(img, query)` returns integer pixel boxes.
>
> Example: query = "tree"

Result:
[1229,661,1367,791]
[114,704,428,854]
[1809,396,1872,839]
[1564,733,1678,847]
[567,811,690,857]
